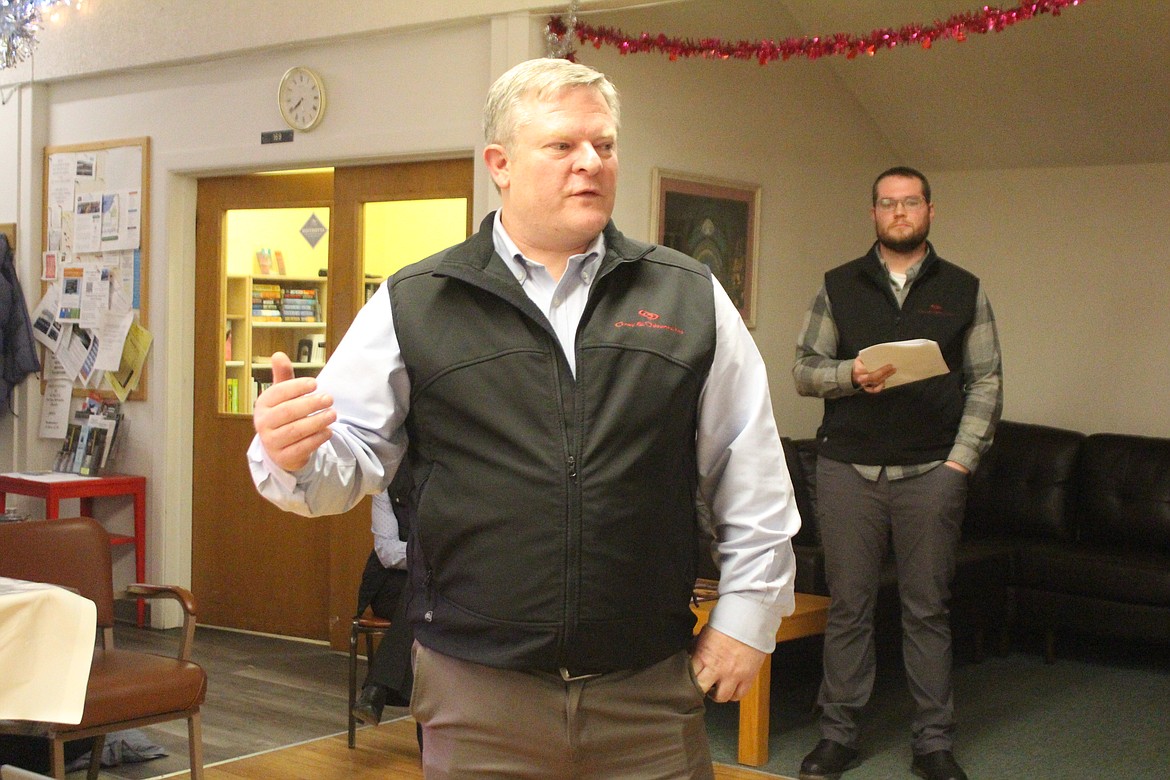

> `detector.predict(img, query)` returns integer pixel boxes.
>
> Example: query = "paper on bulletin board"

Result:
[43,137,150,400]
[31,283,67,354]
[107,322,152,403]
[38,380,74,439]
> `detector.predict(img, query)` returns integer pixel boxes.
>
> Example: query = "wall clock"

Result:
[278,66,326,132]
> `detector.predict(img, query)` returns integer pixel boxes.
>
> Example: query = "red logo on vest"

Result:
[919,302,957,317]
[614,309,684,335]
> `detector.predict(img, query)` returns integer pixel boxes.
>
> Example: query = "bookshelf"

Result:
[222,274,327,414]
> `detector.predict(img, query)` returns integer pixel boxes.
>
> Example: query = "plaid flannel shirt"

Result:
[793,251,1003,480]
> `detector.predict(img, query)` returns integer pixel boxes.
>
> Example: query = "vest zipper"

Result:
[423,567,435,623]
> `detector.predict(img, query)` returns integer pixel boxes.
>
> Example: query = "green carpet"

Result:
[705,633,1170,779]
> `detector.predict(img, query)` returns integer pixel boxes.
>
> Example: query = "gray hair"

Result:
[483,58,621,148]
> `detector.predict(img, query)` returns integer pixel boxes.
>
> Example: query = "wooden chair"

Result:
[0,517,206,779]
[347,614,392,748]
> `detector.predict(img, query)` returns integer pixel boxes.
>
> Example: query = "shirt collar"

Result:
[875,241,933,283]
[492,210,605,282]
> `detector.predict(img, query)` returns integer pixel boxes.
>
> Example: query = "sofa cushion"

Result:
[1015,542,1170,606]
[793,544,827,596]
[1075,433,1170,551]
[965,420,1084,542]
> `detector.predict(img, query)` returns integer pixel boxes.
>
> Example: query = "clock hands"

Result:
[279,67,324,130]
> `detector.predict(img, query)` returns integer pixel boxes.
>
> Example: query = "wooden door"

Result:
[325,158,474,648]
[193,159,473,649]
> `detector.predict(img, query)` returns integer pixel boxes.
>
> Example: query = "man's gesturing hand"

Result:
[691,625,768,703]
[252,351,337,473]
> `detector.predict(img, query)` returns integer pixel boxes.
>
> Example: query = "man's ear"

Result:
[483,144,510,191]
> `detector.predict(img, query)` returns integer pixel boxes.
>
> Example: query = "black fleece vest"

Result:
[818,246,978,466]
[390,214,716,673]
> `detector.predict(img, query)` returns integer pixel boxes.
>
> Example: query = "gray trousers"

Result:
[815,457,967,754]
[412,643,714,780]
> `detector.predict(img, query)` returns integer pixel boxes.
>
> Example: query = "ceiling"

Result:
[575,0,1168,171]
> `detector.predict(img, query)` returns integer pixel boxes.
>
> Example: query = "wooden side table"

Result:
[0,473,147,626]
[692,586,831,767]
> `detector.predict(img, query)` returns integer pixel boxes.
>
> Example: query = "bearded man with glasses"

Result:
[792,166,1003,780]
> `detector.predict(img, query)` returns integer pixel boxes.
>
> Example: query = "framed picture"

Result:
[651,169,761,328]
[296,338,313,364]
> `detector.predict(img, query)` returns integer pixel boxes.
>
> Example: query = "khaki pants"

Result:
[412,643,714,780]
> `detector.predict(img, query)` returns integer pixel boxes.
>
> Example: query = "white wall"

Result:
[584,46,1170,441]
[0,0,544,86]
[933,163,1170,437]
[0,20,500,607]
[2,4,1166,612]
[579,47,895,439]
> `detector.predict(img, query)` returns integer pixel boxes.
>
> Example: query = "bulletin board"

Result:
[39,137,150,401]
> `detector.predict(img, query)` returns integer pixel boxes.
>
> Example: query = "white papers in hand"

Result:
[857,339,949,388]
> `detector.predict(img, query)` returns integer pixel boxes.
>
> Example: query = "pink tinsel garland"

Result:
[548,0,1086,65]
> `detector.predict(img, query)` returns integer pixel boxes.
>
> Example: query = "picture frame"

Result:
[651,169,760,328]
[296,338,313,364]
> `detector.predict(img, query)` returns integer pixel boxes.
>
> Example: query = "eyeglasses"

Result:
[875,196,928,212]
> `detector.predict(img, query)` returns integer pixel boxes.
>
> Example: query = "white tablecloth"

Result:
[0,576,96,724]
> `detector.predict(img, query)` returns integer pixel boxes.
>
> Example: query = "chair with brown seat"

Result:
[347,613,392,748]
[0,517,206,780]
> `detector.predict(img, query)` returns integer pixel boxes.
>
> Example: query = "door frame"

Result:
[192,158,474,649]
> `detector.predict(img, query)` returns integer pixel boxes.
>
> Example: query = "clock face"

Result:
[278,67,325,131]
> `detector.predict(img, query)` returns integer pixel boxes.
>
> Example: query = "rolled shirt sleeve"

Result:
[698,279,801,653]
[247,283,409,516]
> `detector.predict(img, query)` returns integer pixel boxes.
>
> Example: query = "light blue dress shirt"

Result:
[248,212,800,653]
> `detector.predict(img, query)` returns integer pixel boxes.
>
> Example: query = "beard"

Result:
[876,220,930,254]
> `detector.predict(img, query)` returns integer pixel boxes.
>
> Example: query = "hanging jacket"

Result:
[0,233,42,415]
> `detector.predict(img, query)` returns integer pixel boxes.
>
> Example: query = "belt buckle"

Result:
[559,666,603,682]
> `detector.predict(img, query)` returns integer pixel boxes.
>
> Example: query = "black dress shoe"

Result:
[911,749,969,780]
[352,684,387,726]
[799,738,860,780]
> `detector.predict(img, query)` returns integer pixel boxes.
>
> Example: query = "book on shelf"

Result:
[280,288,319,321]
[252,378,272,401]
[252,283,284,321]
[226,377,240,413]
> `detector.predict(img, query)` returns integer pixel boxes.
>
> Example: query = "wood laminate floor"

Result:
[71,623,407,779]
[157,718,788,780]
[72,623,791,779]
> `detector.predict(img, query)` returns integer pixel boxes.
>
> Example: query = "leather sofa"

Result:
[783,420,1170,662]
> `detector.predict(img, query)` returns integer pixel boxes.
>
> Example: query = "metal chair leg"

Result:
[348,615,393,748]
[85,735,104,780]
[348,618,359,748]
